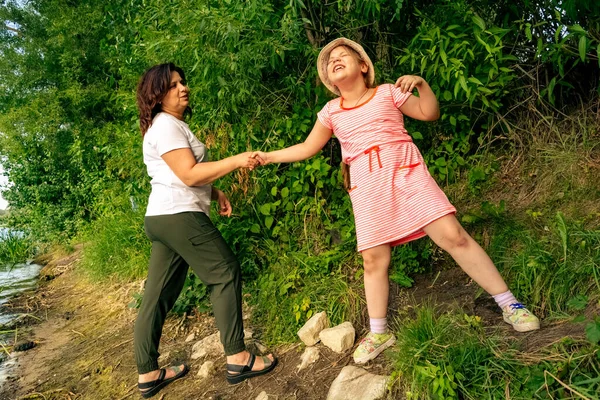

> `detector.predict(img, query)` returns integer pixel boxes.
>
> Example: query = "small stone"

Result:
[319,322,355,353]
[327,366,389,400]
[255,391,269,400]
[297,312,329,346]
[157,351,170,363]
[297,346,320,371]
[254,342,268,354]
[191,332,224,360]
[12,341,36,352]
[185,333,196,343]
[196,361,216,379]
[244,329,253,340]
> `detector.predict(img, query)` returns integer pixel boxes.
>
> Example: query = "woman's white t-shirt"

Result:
[143,112,212,217]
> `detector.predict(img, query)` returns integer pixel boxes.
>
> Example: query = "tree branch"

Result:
[300,9,317,47]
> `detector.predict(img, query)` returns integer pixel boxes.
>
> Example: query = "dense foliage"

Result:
[1,1,599,396]
[1,0,598,240]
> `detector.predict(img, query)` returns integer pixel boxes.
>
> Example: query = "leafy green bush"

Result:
[250,243,361,344]
[1,0,599,355]
[389,241,433,288]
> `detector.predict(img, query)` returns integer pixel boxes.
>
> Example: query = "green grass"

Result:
[496,212,600,318]
[78,209,150,280]
[391,305,600,399]
[0,230,35,265]
[391,305,518,399]
[250,245,361,344]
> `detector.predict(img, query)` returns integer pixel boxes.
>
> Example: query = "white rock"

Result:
[191,332,223,360]
[254,341,268,354]
[196,361,216,379]
[244,329,253,340]
[185,332,196,343]
[297,312,329,346]
[255,391,269,400]
[157,351,170,363]
[319,322,355,353]
[326,366,389,400]
[297,346,320,371]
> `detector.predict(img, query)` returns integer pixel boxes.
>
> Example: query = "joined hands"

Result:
[236,151,269,171]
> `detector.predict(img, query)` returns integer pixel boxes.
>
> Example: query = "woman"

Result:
[135,63,276,399]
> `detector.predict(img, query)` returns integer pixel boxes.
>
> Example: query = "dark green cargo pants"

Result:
[134,211,245,374]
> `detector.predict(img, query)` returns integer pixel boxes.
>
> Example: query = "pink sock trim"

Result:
[370,317,387,334]
[492,290,518,310]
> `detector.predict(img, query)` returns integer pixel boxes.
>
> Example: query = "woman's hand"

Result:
[212,188,232,217]
[251,151,270,166]
[395,75,426,93]
[233,152,260,170]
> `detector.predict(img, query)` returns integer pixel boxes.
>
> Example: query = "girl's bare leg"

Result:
[422,214,508,295]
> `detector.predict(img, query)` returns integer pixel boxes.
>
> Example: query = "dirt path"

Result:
[0,250,389,400]
[0,250,588,400]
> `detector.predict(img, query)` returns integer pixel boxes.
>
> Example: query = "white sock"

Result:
[370,317,387,334]
[492,290,518,310]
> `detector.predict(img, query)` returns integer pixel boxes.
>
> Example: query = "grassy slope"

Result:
[388,107,600,399]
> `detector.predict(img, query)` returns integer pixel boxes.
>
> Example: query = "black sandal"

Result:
[226,354,278,385]
[138,364,189,399]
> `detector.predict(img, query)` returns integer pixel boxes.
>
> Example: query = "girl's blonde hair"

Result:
[341,162,351,191]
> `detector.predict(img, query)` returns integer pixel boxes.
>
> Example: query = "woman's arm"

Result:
[254,120,333,165]
[395,76,440,121]
[161,149,257,187]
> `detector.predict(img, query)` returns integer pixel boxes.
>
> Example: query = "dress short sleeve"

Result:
[317,102,333,130]
[389,84,413,109]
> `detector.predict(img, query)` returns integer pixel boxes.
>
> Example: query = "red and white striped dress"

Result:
[317,84,456,252]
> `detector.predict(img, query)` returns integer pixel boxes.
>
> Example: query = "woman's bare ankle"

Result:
[138,364,184,383]
[138,369,160,383]
[227,350,250,365]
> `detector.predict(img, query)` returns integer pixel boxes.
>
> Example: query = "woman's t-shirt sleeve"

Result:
[316,102,333,130]
[154,120,191,156]
[389,84,413,109]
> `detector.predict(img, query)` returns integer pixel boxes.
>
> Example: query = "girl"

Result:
[253,38,539,364]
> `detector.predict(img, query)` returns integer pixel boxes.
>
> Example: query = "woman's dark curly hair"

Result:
[136,63,192,136]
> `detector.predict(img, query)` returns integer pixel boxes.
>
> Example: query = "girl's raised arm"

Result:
[395,75,440,121]
[254,120,333,165]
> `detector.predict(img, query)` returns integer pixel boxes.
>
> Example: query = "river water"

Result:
[0,227,42,387]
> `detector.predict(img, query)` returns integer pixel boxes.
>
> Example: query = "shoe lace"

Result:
[509,303,525,310]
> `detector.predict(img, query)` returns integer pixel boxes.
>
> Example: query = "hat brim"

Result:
[317,38,375,97]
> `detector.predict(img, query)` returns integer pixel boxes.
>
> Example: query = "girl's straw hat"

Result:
[317,37,375,96]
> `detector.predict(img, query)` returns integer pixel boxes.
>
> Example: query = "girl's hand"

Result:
[213,188,232,217]
[234,152,260,170]
[395,75,426,93]
[251,151,270,166]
